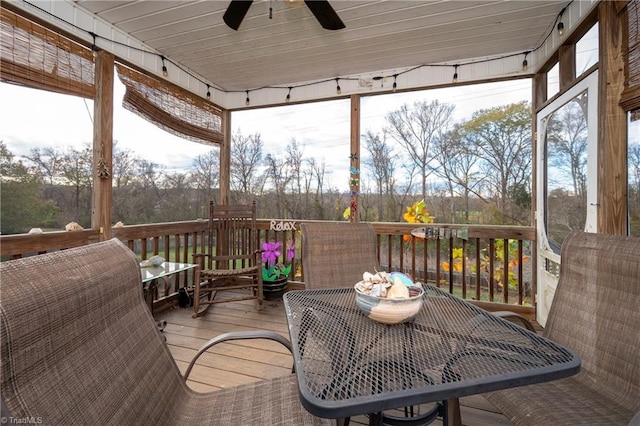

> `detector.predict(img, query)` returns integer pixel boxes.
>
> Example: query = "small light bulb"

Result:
[206,90,211,100]
[557,21,564,36]
[522,59,528,71]
[245,91,250,106]
[161,56,168,77]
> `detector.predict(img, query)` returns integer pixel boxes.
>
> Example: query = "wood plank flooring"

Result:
[156,292,513,426]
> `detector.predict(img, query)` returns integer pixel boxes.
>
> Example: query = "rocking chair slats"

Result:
[192,201,263,317]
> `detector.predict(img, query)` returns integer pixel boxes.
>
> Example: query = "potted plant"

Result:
[261,240,295,300]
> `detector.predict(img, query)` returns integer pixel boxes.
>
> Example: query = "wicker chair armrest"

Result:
[492,311,537,333]
[183,331,293,381]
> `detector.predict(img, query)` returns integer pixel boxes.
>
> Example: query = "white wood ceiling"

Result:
[75,0,572,94]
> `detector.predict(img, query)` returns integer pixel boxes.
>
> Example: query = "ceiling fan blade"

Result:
[223,0,253,31]
[304,0,345,30]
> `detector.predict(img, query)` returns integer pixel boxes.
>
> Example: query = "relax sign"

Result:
[269,220,296,231]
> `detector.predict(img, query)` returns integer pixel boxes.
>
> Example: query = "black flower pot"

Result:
[263,276,288,300]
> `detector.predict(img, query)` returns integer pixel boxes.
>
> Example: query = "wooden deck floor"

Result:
[156,292,513,426]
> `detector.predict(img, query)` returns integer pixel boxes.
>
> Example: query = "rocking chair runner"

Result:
[192,201,263,318]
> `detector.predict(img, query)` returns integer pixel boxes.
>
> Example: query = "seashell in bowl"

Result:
[354,283,424,324]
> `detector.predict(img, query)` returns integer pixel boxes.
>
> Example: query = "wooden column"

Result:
[558,45,576,92]
[92,51,114,240]
[598,1,628,234]
[219,109,231,205]
[349,95,361,222]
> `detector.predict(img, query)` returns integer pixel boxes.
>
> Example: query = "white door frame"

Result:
[536,70,599,326]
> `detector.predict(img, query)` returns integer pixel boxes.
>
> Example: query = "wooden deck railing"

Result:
[1,220,535,312]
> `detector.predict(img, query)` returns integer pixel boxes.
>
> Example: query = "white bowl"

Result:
[354,284,424,324]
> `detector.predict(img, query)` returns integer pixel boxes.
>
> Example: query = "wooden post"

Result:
[92,51,114,240]
[558,44,576,92]
[349,95,360,222]
[220,109,231,205]
[598,1,628,235]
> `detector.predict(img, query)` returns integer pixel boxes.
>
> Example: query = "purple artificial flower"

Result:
[286,241,295,261]
[262,241,281,267]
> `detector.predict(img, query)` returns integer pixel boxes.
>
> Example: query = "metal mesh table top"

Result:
[284,285,580,419]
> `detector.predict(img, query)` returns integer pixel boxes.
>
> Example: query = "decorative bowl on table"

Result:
[354,272,424,324]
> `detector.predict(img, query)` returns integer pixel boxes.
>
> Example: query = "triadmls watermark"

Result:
[0,417,43,425]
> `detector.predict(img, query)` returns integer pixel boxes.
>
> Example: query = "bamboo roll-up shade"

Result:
[116,64,223,146]
[621,0,640,119]
[0,7,95,98]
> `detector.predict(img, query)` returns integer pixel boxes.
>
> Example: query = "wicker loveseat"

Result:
[485,231,640,425]
[0,238,330,425]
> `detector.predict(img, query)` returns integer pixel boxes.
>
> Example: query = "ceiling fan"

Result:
[223,0,345,31]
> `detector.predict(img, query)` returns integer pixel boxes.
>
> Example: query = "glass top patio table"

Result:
[140,261,198,283]
[283,285,580,425]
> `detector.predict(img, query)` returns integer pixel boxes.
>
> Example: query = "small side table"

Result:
[141,261,200,330]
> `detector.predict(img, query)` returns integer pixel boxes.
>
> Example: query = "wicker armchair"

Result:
[300,222,380,289]
[485,231,640,425]
[0,239,330,425]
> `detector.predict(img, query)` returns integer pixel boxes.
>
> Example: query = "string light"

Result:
[522,52,529,71]
[245,90,250,106]
[90,32,97,58]
[206,84,211,100]
[453,65,459,83]
[557,9,565,36]
[161,55,168,77]
[336,78,341,95]
[22,0,571,106]
[392,74,397,92]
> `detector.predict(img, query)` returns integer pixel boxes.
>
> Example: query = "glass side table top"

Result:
[140,262,197,283]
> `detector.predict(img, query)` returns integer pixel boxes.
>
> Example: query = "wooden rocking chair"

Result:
[192,201,263,318]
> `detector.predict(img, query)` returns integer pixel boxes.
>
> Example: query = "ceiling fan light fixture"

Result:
[224,0,344,31]
[284,0,305,8]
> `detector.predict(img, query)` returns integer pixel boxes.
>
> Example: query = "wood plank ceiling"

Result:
[75,0,569,93]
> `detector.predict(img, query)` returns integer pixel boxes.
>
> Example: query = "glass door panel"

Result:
[536,71,598,326]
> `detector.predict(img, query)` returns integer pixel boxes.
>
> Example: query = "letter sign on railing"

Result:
[270,220,296,231]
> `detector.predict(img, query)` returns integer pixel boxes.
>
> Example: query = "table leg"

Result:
[444,398,462,426]
[368,413,383,426]
[144,278,167,333]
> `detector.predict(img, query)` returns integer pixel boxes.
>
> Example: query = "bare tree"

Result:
[385,100,455,201]
[61,145,93,225]
[431,125,482,222]
[362,129,397,221]
[546,98,588,198]
[112,142,137,188]
[191,149,220,210]
[230,130,263,202]
[264,152,290,217]
[27,147,64,200]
